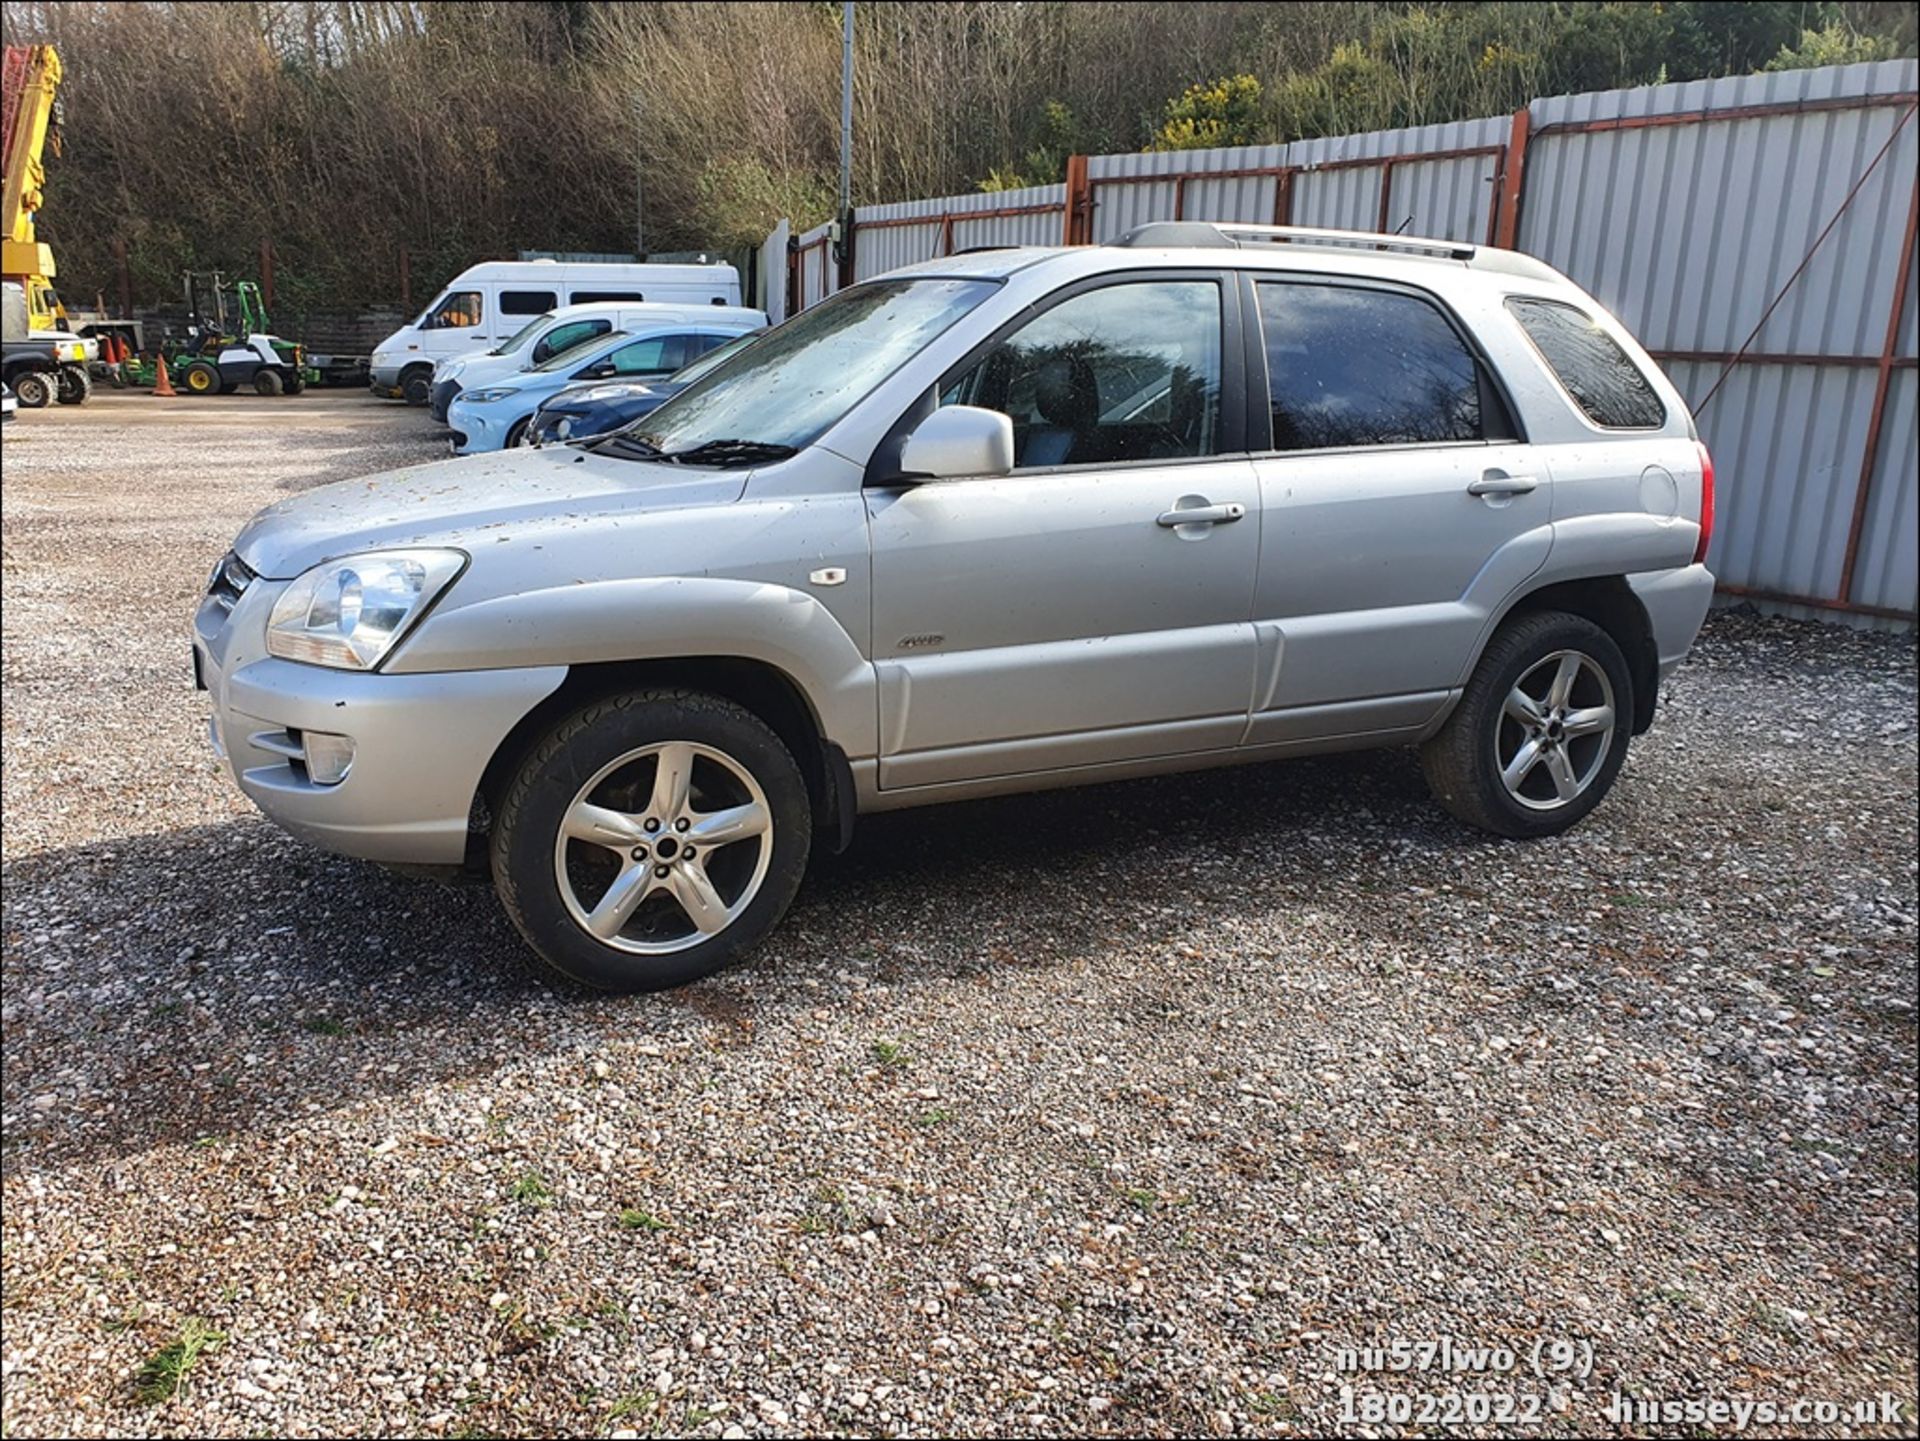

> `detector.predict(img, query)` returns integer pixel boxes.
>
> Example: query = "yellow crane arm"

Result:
[2,44,66,327]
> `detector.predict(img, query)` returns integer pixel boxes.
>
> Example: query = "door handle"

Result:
[1156,501,1246,527]
[1467,474,1538,496]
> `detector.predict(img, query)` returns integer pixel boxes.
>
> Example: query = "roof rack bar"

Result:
[1109,220,1476,262]
[1211,222,1476,261]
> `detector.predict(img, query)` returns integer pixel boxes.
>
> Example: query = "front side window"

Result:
[500,289,557,315]
[534,330,627,373]
[494,312,555,356]
[1257,281,1482,451]
[605,334,691,376]
[941,280,1222,468]
[421,290,482,330]
[531,318,613,364]
[633,278,997,457]
[1508,297,1664,429]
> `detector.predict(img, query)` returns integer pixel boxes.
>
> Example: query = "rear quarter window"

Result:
[1507,297,1665,429]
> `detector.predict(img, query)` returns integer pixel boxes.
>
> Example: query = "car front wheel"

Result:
[491,690,812,991]
[1421,610,1633,839]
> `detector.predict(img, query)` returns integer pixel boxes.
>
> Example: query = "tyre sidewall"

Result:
[494,695,812,992]
[14,372,52,407]
[1469,615,1633,838]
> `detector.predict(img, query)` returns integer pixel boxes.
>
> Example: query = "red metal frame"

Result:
[1839,173,1919,608]
[1529,91,1917,139]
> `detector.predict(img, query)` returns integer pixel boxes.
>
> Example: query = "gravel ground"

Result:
[3,392,1916,1438]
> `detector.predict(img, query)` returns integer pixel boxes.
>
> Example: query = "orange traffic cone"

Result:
[152,353,178,397]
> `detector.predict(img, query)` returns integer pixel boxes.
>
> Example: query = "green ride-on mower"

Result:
[124,272,316,395]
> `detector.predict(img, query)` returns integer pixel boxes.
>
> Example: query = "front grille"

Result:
[209,551,256,613]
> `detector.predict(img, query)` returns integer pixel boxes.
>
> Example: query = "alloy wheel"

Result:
[1494,649,1617,811]
[552,741,774,954]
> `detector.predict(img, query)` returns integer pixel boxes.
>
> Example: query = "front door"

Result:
[867,274,1261,790]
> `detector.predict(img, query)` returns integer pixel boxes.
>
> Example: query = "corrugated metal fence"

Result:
[765,59,1919,627]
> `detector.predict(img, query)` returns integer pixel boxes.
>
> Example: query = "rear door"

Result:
[866,272,1261,789]
[1244,274,1550,744]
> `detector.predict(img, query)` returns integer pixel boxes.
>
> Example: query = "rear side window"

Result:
[1507,297,1664,428]
[500,289,557,315]
[1256,280,1481,451]
[570,289,647,304]
[531,318,612,363]
[606,334,692,376]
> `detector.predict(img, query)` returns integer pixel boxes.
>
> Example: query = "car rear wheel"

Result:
[1420,610,1632,839]
[491,690,812,991]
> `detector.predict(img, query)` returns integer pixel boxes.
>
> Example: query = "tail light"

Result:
[1692,439,1715,566]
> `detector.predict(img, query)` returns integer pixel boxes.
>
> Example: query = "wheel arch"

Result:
[468,655,853,874]
[1490,575,1660,734]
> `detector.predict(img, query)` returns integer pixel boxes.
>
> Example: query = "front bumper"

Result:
[193,580,565,865]
[429,377,462,423]
[444,398,528,455]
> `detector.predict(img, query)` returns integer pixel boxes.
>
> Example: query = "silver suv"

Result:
[194,222,1716,991]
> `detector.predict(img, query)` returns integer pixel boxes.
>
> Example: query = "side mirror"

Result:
[897,405,1014,481]
[579,362,615,379]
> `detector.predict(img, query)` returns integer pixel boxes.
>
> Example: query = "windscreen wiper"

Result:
[661,439,800,467]
[577,430,666,460]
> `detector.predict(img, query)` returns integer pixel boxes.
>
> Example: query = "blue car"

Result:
[527,329,763,446]
[446,322,755,453]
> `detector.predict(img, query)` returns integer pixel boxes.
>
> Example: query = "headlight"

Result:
[554,417,573,439]
[462,386,519,404]
[439,360,463,381]
[266,549,466,670]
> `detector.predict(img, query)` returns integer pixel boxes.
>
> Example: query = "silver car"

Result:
[194,222,1715,991]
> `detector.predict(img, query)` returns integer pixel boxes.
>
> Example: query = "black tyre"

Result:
[400,367,433,406]
[56,364,93,404]
[286,373,307,394]
[1421,610,1633,839]
[505,415,533,448]
[254,368,285,396]
[491,690,812,992]
[12,371,53,408]
[181,360,221,395]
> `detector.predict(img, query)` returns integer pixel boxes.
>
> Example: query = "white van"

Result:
[368,259,742,404]
[426,301,767,422]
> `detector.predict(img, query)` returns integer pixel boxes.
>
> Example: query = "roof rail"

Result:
[1111,220,1476,263]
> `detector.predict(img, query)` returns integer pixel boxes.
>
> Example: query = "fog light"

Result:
[302,730,356,785]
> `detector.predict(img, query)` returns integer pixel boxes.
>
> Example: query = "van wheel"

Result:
[12,372,53,408]
[1421,610,1632,839]
[400,367,433,406]
[491,690,812,992]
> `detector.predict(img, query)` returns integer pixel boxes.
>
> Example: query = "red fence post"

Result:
[1840,172,1919,606]
[1063,154,1092,245]
[1493,106,1530,249]
[1272,169,1294,227]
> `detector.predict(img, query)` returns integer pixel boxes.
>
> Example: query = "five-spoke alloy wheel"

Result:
[1422,610,1634,838]
[493,690,811,991]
